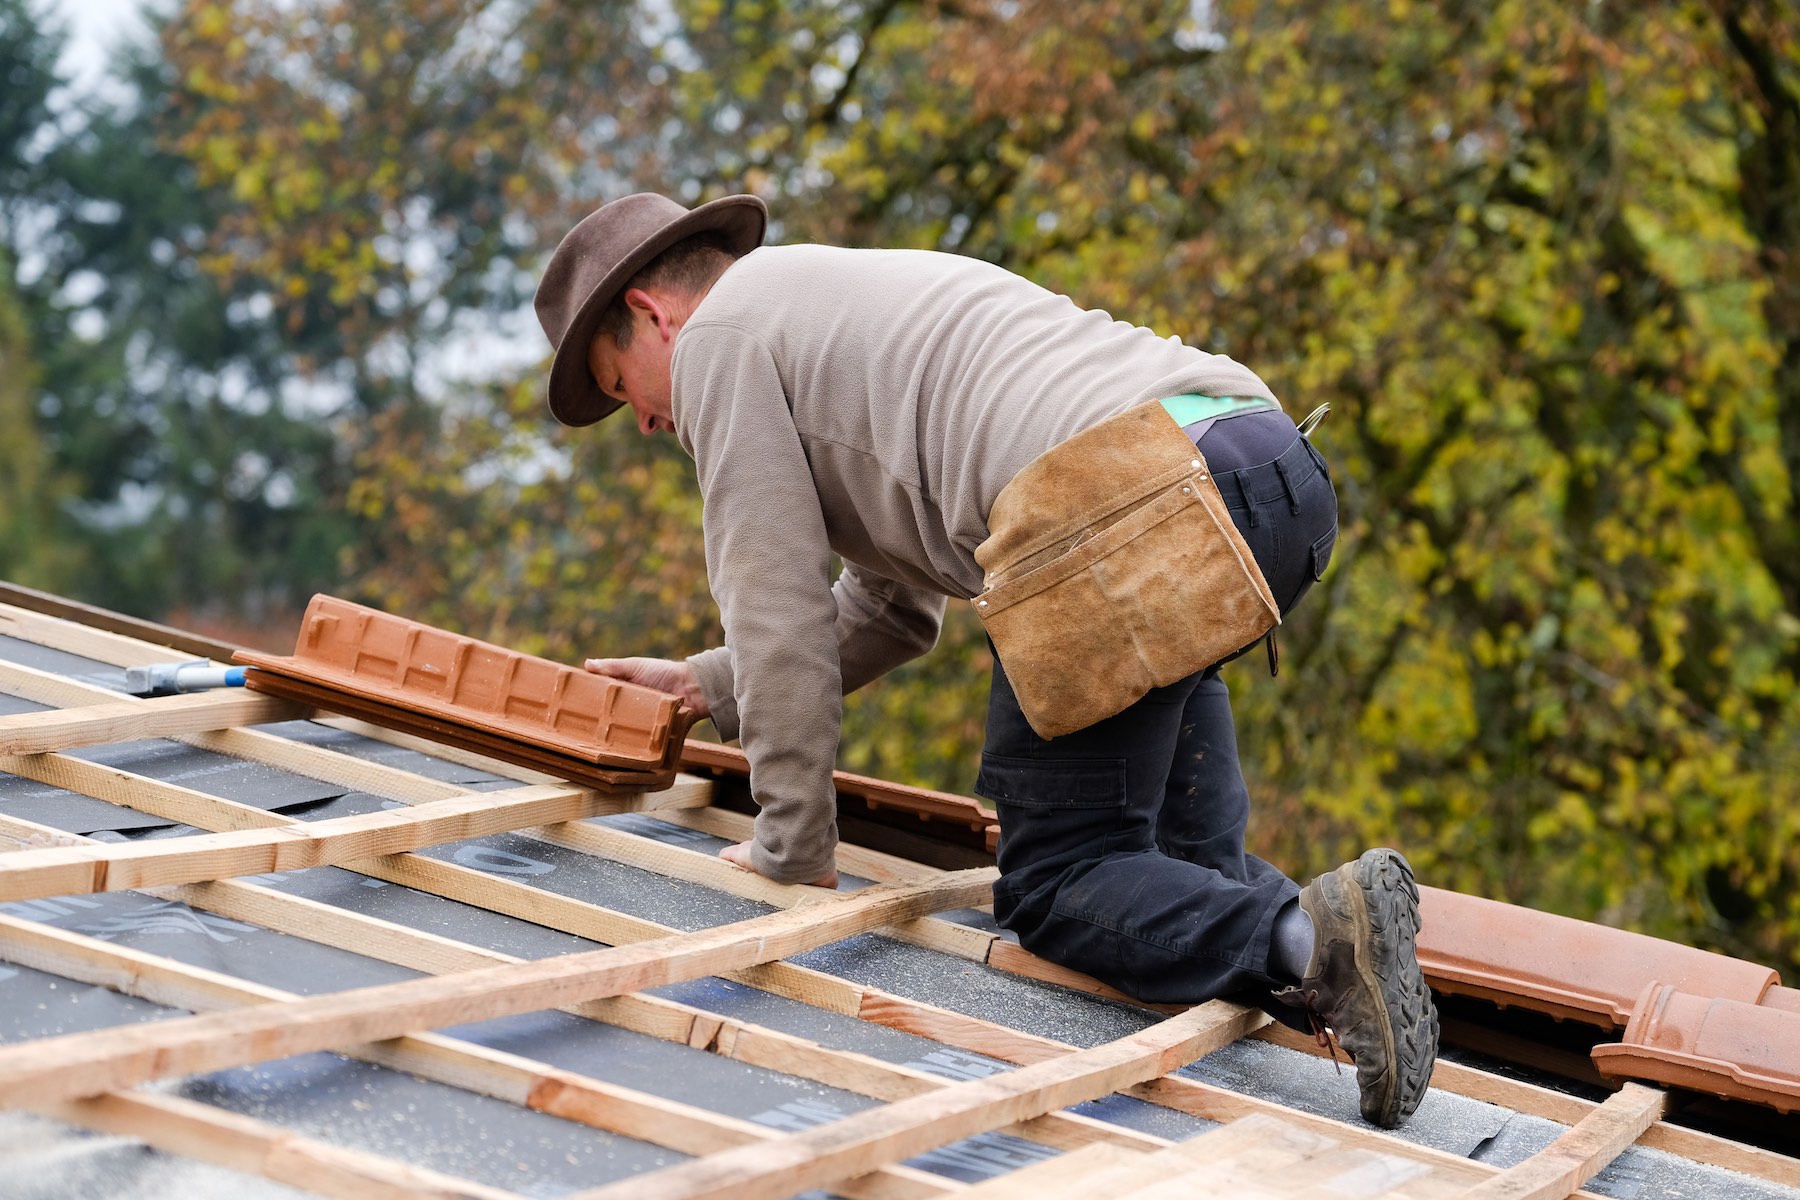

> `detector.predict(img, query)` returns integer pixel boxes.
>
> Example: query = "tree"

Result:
[160,0,1800,968]
[3,0,363,625]
[0,0,82,592]
[0,252,78,590]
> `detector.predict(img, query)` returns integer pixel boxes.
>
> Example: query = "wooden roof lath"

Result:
[1,595,1797,1200]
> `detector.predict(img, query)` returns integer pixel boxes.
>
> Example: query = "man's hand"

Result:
[720,840,839,889]
[584,656,710,718]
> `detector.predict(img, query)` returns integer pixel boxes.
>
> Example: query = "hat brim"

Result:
[546,194,768,427]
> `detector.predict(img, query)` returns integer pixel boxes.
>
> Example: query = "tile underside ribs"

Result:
[680,738,1001,852]
[0,597,1790,1198]
[235,593,686,772]
[240,666,695,792]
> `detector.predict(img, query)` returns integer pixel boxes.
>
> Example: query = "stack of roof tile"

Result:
[236,594,699,792]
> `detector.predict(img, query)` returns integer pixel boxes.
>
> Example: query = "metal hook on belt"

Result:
[1297,403,1331,438]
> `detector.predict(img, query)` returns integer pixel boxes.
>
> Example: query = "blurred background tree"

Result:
[5,0,1796,968]
[1,0,353,626]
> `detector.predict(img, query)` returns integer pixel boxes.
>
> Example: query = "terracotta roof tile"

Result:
[236,594,686,771]
[1594,984,1800,1114]
[1417,886,1779,1027]
[1761,986,1800,1015]
[681,739,1002,853]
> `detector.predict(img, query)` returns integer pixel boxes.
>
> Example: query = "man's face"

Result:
[587,304,676,436]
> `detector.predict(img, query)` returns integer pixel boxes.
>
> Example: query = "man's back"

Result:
[674,244,1274,596]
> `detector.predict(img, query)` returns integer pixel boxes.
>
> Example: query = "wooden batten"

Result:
[1458,1085,1667,1200]
[0,689,306,755]
[0,781,694,902]
[0,600,206,669]
[2,591,1777,1200]
[565,1002,1265,1200]
[0,816,1165,1164]
[41,1091,532,1200]
[0,868,997,1108]
[0,915,958,1200]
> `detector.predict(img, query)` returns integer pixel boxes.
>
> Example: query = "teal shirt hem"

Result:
[1159,394,1277,426]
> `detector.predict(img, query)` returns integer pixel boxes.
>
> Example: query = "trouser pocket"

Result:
[977,752,1130,888]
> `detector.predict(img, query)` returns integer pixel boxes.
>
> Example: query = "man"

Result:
[534,192,1439,1127]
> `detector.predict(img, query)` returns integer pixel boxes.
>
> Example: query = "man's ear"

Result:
[623,287,675,341]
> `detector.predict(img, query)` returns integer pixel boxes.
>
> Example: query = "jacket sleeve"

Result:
[674,323,846,885]
[689,564,946,743]
[833,564,947,693]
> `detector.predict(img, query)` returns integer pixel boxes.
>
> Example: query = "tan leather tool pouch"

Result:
[972,401,1280,739]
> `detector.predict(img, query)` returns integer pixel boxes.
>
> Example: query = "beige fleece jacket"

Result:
[674,244,1274,883]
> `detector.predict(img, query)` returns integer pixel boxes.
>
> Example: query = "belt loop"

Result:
[1234,470,1258,527]
[1273,456,1301,515]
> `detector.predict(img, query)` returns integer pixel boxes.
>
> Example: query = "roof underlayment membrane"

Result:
[0,606,1796,1200]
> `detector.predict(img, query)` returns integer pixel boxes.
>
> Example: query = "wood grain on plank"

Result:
[0,648,1074,1011]
[0,808,1161,1165]
[0,781,668,901]
[0,600,197,668]
[0,582,245,662]
[0,867,995,1107]
[42,1090,531,1200]
[956,1142,1149,1199]
[0,641,1031,1001]
[1121,1112,1452,1200]
[0,914,957,1200]
[3,604,1788,1192]
[661,805,943,885]
[1253,1014,1799,1187]
[1457,1084,1666,1200]
[0,689,306,754]
[564,1000,1263,1200]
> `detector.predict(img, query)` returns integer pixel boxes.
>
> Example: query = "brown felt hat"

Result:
[535,192,768,427]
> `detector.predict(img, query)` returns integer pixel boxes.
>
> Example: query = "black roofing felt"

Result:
[0,634,133,690]
[1,637,1797,1199]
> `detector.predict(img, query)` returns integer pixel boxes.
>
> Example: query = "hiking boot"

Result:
[1275,848,1438,1127]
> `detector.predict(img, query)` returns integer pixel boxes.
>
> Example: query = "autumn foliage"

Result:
[111,0,1800,968]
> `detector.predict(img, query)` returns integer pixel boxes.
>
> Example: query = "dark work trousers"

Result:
[979,410,1338,1007]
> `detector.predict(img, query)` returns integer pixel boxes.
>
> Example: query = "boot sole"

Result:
[1347,848,1438,1126]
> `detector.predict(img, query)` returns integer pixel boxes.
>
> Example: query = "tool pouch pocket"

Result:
[973,403,1280,739]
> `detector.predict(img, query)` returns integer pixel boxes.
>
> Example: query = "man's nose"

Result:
[637,408,657,436]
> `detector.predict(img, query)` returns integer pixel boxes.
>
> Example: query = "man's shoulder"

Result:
[711,243,1012,296]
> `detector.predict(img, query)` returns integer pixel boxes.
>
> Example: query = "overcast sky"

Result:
[51,0,151,94]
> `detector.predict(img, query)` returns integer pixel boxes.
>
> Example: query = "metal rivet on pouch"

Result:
[978,600,988,608]
[1198,474,1207,481]
[1182,487,1191,495]
[1191,459,1201,468]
